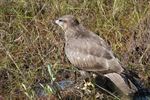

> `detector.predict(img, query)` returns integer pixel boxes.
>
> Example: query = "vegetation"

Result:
[0,0,150,99]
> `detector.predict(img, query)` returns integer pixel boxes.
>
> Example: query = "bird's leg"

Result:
[79,71,96,96]
[74,70,87,83]
[74,71,77,83]
[79,70,90,80]
[78,70,93,85]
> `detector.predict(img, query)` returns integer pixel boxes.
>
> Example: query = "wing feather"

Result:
[65,35,123,73]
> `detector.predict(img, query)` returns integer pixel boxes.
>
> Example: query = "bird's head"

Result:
[55,15,79,31]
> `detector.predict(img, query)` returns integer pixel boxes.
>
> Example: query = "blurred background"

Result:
[0,0,150,99]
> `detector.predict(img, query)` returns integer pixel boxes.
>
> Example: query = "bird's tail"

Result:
[104,71,150,100]
[133,88,150,100]
[121,70,150,100]
[104,73,137,95]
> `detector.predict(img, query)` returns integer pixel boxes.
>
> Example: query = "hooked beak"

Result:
[55,20,59,25]
[50,20,57,26]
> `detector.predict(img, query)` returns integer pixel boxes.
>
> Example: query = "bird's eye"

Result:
[59,19,67,23]
[59,19,63,22]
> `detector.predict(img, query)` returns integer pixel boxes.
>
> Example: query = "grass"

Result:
[0,0,150,99]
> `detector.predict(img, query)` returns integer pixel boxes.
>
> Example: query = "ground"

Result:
[0,0,150,99]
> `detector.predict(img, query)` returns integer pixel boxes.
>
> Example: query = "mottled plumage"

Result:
[65,31,123,74]
[56,15,123,74]
[55,15,150,97]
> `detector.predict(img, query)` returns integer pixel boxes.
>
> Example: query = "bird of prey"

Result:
[55,15,150,99]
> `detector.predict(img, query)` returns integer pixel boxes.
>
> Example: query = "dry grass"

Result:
[0,0,150,99]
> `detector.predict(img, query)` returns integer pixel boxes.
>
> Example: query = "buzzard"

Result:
[55,15,150,98]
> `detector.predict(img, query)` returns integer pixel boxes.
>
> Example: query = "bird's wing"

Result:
[65,35,123,73]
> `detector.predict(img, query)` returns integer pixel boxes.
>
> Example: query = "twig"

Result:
[139,44,150,63]
[95,83,120,100]
[0,42,25,79]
